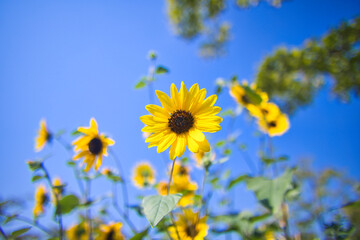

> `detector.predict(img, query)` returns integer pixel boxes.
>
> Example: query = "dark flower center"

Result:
[168,110,194,134]
[185,224,198,238]
[241,95,250,104]
[261,109,269,115]
[106,229,115,240]
[88,137,103,155]
[46,132,53,142]
[179,166,188,175]
[268,121,277,128]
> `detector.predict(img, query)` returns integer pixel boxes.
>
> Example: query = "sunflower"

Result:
[67,222,90,240]
[229,80,268,107]
[33,185,49,217]
[96,222,125,240]
[72,118,115,172]
[141,82,222,160]
[257,111,290,137]
[168,209,208,240]
[35,119,52,152]
[132,162,156,188]
[53,177,64,197]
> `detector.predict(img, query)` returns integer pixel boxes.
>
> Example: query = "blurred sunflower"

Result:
[52,177,64,197]
[96,222,125,240]
[247,102,280,120]
[258,111,290,137]
[132,162,156,188]
[72,118,115,172]
[67,222,89,240]
[168,209,208,240]
[141,82,222,160]
[33,185,49,217]
[229,80,268,108]
[157,166,198,207]
[35,119,52,152]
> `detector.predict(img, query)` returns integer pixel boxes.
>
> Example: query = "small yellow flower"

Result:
[265,231,275,240]
[96,222,125,240]
[53,177,64,197]
[35,119,52,152]
[67,222,90,240]
[258,111,290,137]
[101,167,113,176]
[169,209,208,240]
[247,102,280,120]
[229,80,268,108]
[193,151,205,167]
[132,162,156,188]
[33,185,48,217]
[72,118,115,172]
[141,82,222,160]
[157,163,198,207]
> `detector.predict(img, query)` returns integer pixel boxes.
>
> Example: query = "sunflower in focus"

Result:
[35,119,52,152]
[169,209,208,240]
[33,185,49,217]
[72,118,115,172]
[96,222,125,240]
[141,82,222,160]
[67,222,90,240]
[132,162,156,188]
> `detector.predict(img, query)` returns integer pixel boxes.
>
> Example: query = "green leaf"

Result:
[67,161,76,167]
[135,79,147,89]
[219,109,235,117]
[155,66,169,74]
[71,130,82,136]
[142,194,182,227]
[11,227,31,238]
[56,194,79,215]
[129,227,149,240]
[32,175,43,182]
[215,140,226,147]
[246,168,294,214]
[227,175,249,190]
[26,161,42,171]
[243,85,262,105]
[55,129,66,138]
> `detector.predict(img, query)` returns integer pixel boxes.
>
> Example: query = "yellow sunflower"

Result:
[229,80,268,109]
[53,177,64,197]
[96,222,125,240]
[35,119,52,152]
[33,185,49,217]
[169,210,208,240]
[258,111,290,137]
[141,82,222,160]
[67,222,90,240]
[247,102,280,120]
[72,118,115,172]
[132,162,156,188]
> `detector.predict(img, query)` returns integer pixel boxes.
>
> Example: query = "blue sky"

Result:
[0,0,359,236]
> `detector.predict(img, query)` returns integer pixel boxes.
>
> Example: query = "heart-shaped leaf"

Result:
[142,194,181,227]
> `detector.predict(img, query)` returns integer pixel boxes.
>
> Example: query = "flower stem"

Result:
[41,163,63,240]
[112,182,137,233]
[109,149,130,216]
[167,158,181,240]
[85,179,93,240]
[0,226,8,239]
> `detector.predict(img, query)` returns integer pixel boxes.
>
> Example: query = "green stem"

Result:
[85,179,93,240]
[0,226,8,239]
[112,182,137,233]
[41,163,63,240]
[109,149,130,216]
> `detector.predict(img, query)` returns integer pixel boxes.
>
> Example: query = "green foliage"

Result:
[246,168,294,214]
[227,174,249,190]
[31,175,44,182]
[55,194,79,215]
[155,66,169,74]
[11,227,31,238]
[142,194,182,227]
[27,161,42,171]
[129,227,149,240]
[255,17,360,113]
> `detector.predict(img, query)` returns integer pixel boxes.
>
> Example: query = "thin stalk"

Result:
[198,169,208,215]
[41,163,63,240]
[112,182,137,233]
[166,158,181,240]
[2,215,52,236]
[0,226,8,239]
[109,149,130,216]
[85,179,93,240]
[55,137,85,196]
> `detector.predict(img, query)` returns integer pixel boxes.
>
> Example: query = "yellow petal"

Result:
[156,90,174,113]
[197,138,210,152]
[170,83,181,109]
[194,94,217,114]
[186,134,199,153]
[179,82,188,110]
[157,132,177,153]
[188,128,205,142]
[145,105,170,119]
[95,154,103,171]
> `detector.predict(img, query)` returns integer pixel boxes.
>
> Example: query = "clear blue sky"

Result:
[0,0,359,236]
